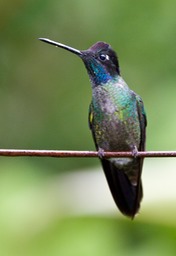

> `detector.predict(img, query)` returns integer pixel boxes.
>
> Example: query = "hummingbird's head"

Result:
[39,38,120,87]
[81,41,120,86]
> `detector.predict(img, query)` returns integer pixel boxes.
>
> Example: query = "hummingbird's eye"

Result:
[99,53,109,61]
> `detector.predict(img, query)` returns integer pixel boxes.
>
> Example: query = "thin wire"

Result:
[0,149,176,158]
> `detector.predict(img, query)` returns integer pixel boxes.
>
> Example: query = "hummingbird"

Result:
[39,38,147,218]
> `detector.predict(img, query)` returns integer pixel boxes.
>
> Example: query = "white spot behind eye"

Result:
[105,55,110,60]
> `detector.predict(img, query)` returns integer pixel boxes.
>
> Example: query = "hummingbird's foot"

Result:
[97,148,105,159]
[131,145,138,158]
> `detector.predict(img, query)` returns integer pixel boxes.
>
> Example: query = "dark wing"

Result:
[132,95,147,216]
[136,95,147,150]
[88,103,98,148]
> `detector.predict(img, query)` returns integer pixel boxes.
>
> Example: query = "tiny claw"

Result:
[97,148,105,159]
[132,146,139,158]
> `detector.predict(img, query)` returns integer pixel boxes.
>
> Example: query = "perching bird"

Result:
[39,38,147,218]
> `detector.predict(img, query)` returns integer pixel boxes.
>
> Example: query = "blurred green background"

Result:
[1,0,176,255]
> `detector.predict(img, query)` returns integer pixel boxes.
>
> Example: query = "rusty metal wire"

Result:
[0,149,176,158]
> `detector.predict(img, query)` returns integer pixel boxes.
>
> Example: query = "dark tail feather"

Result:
[101,159,143,218]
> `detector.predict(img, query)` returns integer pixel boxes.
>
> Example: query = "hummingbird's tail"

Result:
[101,159,143,218]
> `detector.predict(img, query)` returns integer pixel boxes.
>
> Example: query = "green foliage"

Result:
[0,156,176,255]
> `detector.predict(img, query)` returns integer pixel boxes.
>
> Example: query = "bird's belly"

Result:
[95,118,140,186]
[95,116,140,152]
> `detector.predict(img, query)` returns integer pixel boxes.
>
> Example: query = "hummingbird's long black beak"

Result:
[39,38,82,56]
